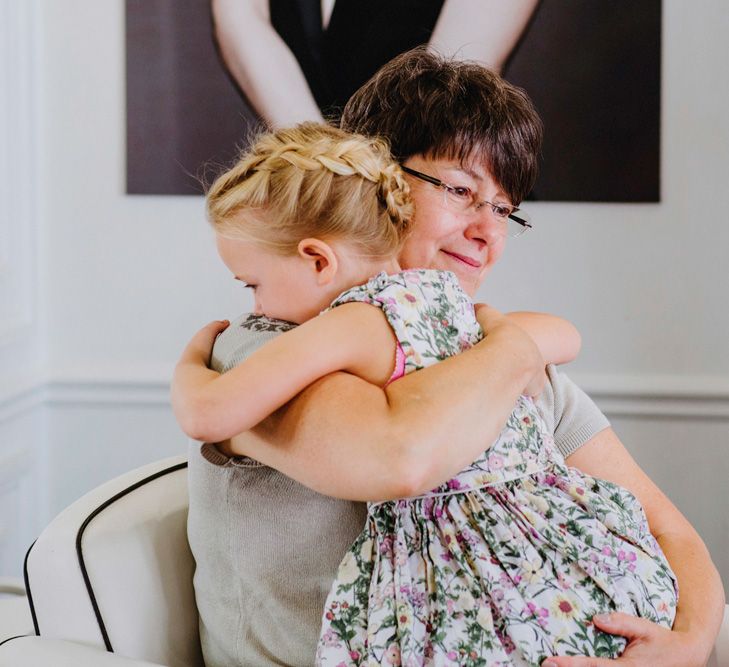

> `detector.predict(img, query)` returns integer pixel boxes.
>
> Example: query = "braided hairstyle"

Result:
[207,123,412,258]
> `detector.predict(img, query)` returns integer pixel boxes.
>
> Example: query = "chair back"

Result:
[25,456,203,667]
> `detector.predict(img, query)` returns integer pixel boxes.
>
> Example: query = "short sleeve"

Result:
[210,313,296,373]
[534,364,610,459]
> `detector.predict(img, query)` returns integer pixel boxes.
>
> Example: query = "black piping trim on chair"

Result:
[23,539,40,636]
[0,634,31,648]
[74,460,189,653]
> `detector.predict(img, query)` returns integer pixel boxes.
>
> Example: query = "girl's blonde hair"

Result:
[207,122,412,257]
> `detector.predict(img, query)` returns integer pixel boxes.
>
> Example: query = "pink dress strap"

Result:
[384,341,406,386]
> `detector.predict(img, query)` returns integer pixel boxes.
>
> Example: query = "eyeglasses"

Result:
[401,166,532,238]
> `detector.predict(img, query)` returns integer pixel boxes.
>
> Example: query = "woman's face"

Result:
[398,154,510,297]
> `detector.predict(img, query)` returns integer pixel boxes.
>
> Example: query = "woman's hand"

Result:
[474,303,546,397]
[542,612,711,667]
[564,429,724,667]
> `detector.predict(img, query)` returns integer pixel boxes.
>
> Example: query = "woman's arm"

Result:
[544,429,725,666]
[172,303,397,443]
[506,311,581,366]
[215,305,544,500]
[211,0,323,126]
[429,0,539,72]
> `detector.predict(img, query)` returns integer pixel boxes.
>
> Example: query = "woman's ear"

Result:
[297,238,339,285]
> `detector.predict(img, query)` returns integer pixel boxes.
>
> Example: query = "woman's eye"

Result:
[240,282,257,290]
[448,185,472,200]
[492,204,512,219]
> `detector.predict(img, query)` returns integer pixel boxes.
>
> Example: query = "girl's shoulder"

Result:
[329,269,466,310]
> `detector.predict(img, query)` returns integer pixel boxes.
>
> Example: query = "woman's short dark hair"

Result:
[340,47,543,204]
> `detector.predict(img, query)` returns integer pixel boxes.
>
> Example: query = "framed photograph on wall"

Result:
[126,0,661,202]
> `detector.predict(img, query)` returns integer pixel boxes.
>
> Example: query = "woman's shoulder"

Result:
[210,313,297,373]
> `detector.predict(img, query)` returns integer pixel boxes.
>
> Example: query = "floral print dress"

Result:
[316,270,678,667]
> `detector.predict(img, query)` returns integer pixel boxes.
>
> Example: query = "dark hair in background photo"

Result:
[126,0,661,202]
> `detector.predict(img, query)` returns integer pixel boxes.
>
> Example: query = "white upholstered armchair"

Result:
[1,456,727,666]
[0,456,200,667]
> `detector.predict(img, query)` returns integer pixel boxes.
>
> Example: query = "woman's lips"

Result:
[441,250,482,268]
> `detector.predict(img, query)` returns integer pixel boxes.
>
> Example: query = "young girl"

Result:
[172,123,677,666]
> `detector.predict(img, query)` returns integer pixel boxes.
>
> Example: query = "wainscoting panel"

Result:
[0,404,45,579]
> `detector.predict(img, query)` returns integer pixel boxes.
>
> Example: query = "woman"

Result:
[182,50,723,667]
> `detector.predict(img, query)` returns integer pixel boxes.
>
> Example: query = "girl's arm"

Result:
[172,303,398,443]
[505,311,581,366]
[212,305,545,500]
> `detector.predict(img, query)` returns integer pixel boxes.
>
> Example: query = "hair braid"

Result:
[207,122,412,257]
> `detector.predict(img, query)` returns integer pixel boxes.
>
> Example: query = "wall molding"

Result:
[0,374,46,423]
[1,368,727,422]
[571,372,729,419]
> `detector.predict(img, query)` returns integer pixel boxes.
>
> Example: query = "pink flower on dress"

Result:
[488,453,505,470]
[320,629,340,647]
[385,642,401,665]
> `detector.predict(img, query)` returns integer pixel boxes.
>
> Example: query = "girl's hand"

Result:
[474,303,546,397]
[541,612,709,667]
[179,320,230,365]
[172,320,229,441]
[473,302,508,334]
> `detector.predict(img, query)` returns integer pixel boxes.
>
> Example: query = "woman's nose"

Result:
[465,211,504,245]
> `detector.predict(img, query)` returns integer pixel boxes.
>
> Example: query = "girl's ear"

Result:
[297,238,339,285]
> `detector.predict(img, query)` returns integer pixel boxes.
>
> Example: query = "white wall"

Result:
[0,0,47,579]
[1,0,727,584]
